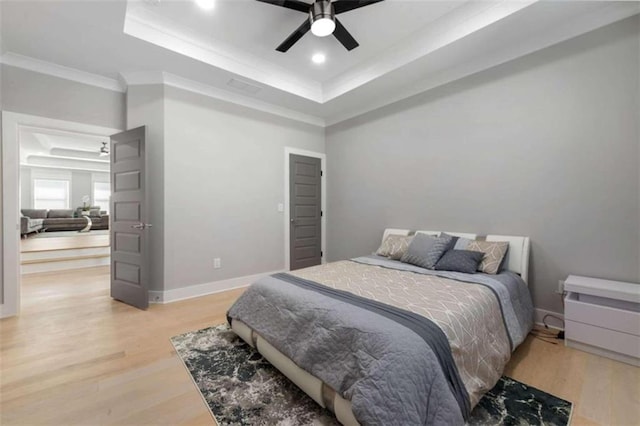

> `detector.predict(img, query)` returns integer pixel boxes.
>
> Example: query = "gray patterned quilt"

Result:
[227,256,533,425]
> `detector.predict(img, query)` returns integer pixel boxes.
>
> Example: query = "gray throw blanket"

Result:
[272,272,470,419]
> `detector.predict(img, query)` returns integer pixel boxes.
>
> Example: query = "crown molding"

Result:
[121,0,538,105]
[0,52,324,127]
[3,0,636,130]
[0,52,125,93]
[19,162,110,173]
[123,0,532,104]
[325,1,640,126]
[119,70,165,86]
[123,4,323,103]
[121,71,326,128]
[321,0,538,102]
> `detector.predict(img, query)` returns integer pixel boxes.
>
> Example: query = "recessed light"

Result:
[194,0,215,11]
[312,53,326,64]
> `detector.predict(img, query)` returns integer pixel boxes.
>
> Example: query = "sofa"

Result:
[21,216,45,236]
[20,208,110,236]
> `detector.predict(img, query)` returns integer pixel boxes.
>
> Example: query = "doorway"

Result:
[283,148,326,271]
[1,112,121,318]
[19,128,112,274]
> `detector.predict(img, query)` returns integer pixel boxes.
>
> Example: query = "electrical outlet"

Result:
[556,279,565,294]
[214,258,221,269]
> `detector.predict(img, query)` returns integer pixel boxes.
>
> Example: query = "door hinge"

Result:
[320,210,323,217]
[321,170,323,177]
[321,251,323,257]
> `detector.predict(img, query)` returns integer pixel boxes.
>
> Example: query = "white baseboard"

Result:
[148,270,284,304]
[534,308,565,330]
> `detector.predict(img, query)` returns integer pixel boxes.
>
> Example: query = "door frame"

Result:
[284,147,326,271]
[1,111,120,318]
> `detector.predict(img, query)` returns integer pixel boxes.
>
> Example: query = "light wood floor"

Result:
[1,267,638,425]
[21,233,110,253]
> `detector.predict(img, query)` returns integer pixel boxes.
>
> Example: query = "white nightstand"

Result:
[564,275,640,366]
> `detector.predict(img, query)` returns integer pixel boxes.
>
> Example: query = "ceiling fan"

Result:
[99,141,109,157]
[257,0,384,52]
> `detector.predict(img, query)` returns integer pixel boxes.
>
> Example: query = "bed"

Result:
[227,229,534,425]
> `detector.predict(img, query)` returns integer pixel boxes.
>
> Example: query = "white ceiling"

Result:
[19,128,110,172]
[129,0,467,83]
[1,0,639,126]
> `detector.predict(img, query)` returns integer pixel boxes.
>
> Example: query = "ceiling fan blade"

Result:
[255,0,310,13]
[333,0,384,15]
[276,19,312,52]
[333,18,359,51]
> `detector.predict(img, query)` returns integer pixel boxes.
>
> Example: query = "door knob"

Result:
[290,218,296,223]
[131,223,153,230]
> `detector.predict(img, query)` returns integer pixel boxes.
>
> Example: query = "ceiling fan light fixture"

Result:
[99,142,110,157]
[311,18,335,37]
[310,1,335,37]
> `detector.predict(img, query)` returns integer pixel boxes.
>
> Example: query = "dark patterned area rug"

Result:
[171,325,572,426]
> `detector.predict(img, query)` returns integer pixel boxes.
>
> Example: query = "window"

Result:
[93,181,111,213]
[33,179,70,209]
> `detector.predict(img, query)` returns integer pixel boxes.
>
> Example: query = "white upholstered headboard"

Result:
[486,234,530,284]
[382,229,531,284]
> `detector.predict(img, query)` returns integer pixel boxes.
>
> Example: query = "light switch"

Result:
[278,203,284,212]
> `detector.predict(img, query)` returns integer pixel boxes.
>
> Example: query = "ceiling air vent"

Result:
[227,79,262,95]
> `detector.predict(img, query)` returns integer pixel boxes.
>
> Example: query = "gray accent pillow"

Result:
[20,209,47,219]
[439,233,458,250]
[453,237,473,250]
[47,209,74,218]
[440,233,474,251]
[435,249,484,274]
[89,208,102,218]
[401,233,453,269]
[76,206,103,217]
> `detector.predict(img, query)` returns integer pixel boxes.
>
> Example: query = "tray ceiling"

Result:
[1,0,638,126]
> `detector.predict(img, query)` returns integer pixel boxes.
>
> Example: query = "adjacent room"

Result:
[19,128,111,276]
[1,1,639,425]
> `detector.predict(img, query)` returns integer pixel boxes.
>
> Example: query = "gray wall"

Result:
[71,170,109,210]
[1,65,125,129]
[71,171,92,209]
[163,86,325,290]
[126,85,166,293]
[325,16,640,314]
